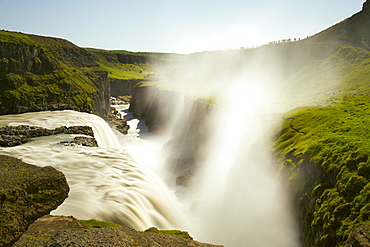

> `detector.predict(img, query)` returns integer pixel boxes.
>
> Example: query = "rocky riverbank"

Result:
[0,125,97,147]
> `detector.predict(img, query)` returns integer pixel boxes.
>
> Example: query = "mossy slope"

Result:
[0,31,183,117]
[273,3,370,246]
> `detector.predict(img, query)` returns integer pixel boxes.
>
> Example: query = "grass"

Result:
[143,227,192,239]
[80,220,193,240]
[274,96,370,246]
[99,63,146,80]
[271,36,370,245]
[22,234,50,241]
[80,219,122,229]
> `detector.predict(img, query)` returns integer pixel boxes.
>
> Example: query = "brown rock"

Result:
[45,226,223,247]
[0,155,69,246]
[344,225,370,247]
[14,215,89,247]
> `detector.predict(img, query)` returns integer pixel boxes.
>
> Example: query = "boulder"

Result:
[0,155,69,246]
[0,125,95,147]
[14,215,89,247]
[60,136,98,147]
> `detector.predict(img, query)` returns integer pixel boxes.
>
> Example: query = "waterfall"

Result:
[146,51,303,246]
[184,83,300,246]
[0,110,183,231]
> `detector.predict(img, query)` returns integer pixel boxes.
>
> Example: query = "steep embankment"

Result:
[274,2,370,246]
[0,31,180,118]
[0,31,111,118]
[307,0,370,51]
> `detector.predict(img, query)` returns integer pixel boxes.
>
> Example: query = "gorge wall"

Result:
[0,31,167,119]
[129,85,212,186]
[0,31,111,118]
[110,78,139,97]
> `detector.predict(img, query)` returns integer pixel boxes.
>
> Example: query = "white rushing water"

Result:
[183,83,300,246]
[0,102,300,246]
[0,110,184,231]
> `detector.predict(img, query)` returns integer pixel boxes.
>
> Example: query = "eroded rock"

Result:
[0,155,69,246]
[0,125,95,147]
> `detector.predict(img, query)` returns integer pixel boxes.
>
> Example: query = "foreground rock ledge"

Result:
[15,215,223,247]
[0,155,69,246]
[45,225,223,247]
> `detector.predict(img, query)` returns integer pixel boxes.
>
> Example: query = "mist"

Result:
[143,44,343,246]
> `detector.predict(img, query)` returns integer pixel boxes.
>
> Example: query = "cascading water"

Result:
[146,51,303,246]
[0,110,184,231]
[183,81,301,246]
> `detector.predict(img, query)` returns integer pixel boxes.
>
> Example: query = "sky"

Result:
[0,0,366,54]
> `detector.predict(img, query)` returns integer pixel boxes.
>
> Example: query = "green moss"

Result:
[22,234,50,241]
[274,96,370,246]
[143,227,192,239]
[80,219,122,229]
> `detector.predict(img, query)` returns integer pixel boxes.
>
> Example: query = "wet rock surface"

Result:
[108,103,130,135]
[0,125,95,147]
[60,136,98,147]
[111,119,130,135]
[0,155,69,246]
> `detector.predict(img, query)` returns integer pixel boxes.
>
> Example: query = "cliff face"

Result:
[0,31,110,118]
[110,78,139,97]
[274,99,370,246]
[129,85,212,186]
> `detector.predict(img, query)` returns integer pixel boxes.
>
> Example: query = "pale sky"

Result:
[0,0,365,54]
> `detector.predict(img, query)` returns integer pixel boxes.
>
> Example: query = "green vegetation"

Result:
[143,227,193,239]
[99,63,147,80]
[22,234,50,241]
[80,220,193,239]
[88,48,181,81]
[0,30,184,117]
[272,40,370,247]
[274,97,370,246]
[80,219,122,229]
[272,6,370,244]
[0,30,104,115]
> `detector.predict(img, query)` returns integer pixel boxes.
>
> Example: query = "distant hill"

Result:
[308,1,370,51]
[273,1,370,246]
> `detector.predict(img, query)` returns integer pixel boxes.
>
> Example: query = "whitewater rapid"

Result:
[0,110,183,231]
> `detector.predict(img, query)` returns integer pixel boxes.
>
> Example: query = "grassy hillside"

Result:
[275,96,370,245]
[0,31,182,117]
[0,30,108,116]
[307,2,370,51]
[87,48,185,81]
[273,2,370,246]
